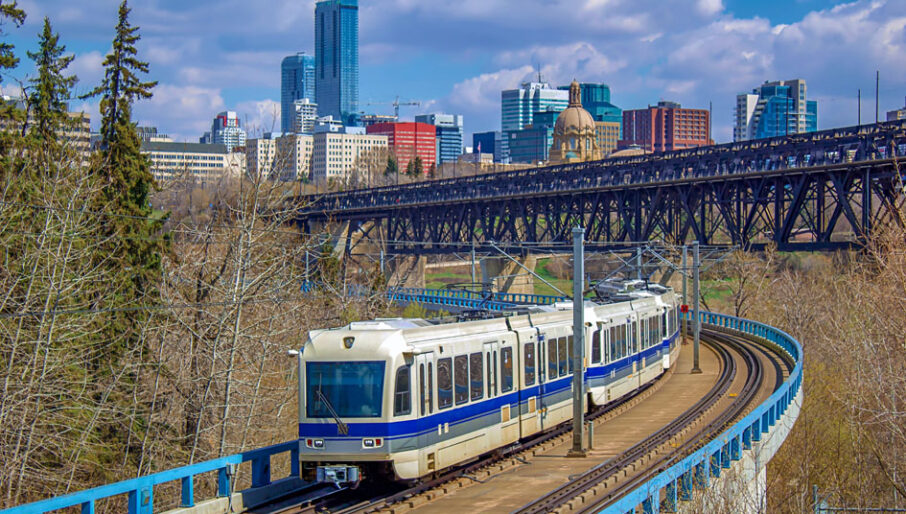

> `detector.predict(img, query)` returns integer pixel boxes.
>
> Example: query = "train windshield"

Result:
[306,361,385,418]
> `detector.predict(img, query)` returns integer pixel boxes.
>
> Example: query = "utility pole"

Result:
[568,226,587,458]
[692,241,702,374]
[636,246,643,280]
[471,240,477,285]
[682,245,688,343]
[875,71,880,124]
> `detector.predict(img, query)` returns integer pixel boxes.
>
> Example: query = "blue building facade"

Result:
[559,82,622,137]
[415,114,464,165]
[315,0,359,124]
[735,79,817,141]
[281,53,315,133]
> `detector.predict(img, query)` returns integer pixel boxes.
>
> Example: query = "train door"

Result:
[518,334,540,437]
[483,341,499,401]
[415,352,436,475]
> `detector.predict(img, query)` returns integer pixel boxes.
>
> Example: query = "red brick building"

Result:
[619,101,711,153]
[366,122,436,173]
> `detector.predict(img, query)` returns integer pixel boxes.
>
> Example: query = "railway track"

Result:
[246,354,676,514]
[249,327,789,514]
[529,328,789,514]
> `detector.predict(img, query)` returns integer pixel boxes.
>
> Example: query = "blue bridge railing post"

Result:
[180,476,194,508]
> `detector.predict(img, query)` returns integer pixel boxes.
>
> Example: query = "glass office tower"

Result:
[281,53,315,133]
[315,0,359,124]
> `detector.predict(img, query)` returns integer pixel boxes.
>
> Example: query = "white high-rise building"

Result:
[275,133,314,181]
[293,98,319,134]
[501,82,568,132]
[210,111,247,152]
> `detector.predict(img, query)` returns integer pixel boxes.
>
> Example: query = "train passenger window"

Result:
[524,343,536,386]
[501,347,514,392]
[548,338,558,378]
[419,364,426,416]
[428,363,434,414]
[454,355,469,405]
[470,353,483,401]
[609,327,617,361]
[437,358,453,409]
[493,352,498,395]
[661,313,667,338]
[557,337,568,376]
[591,328,601,364]
[394,365,411,416]
[486,353,493,397]
[632,322,638,353]
[567,336,574,373]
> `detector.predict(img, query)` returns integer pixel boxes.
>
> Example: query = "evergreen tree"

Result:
[0,2,26,157]
[428,162,436,179]
[405,159,415,177]
[26,18,76,144]
[81,0,165,360]
[413,156,424,176]
[384,155,398,176]
[0,1,25,78]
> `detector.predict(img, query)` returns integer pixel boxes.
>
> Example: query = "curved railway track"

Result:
[248,327,791,514]
[565,328,792,514]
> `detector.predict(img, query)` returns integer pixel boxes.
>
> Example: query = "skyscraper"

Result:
[315,0,359,124]
[281,53,315,133]
[501,82,568,132]
[414,113,464,165]
[735,79,817,141]
[210,111,247,152]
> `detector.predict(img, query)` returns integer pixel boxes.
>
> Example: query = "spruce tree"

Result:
[413,156,423,176]
[0,1,25,77]
[27,18,76,144]
[81,0,165,360]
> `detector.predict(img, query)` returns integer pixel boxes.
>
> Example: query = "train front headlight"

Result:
[305,438,325,449]
[362,438,384,449]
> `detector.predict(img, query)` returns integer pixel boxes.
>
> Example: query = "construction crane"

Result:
[364,96,421,119]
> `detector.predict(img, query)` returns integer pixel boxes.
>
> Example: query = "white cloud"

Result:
[136,84,226,142]
[234,99,281,137]
[696,0,724,16]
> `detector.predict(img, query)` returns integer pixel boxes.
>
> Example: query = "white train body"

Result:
[297,288,680,483]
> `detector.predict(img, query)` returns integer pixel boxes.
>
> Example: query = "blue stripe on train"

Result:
[299,331,678,440]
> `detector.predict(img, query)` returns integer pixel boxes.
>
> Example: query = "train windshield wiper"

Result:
[316,385,349,435]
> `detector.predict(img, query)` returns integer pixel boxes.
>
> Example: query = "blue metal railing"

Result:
[603,311,803,513]
[3,310,800,514]
[0,441,300,514]
[301,281,569,311]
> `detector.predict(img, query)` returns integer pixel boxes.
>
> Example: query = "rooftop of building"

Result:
[142,141,229,154]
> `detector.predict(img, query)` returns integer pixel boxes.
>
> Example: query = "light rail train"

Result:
[295,282,680,485]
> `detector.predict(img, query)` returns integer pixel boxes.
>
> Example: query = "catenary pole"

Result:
[692,241,702,374]
[568,226,587,457]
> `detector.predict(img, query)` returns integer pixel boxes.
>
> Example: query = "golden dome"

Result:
[554,80,596,133]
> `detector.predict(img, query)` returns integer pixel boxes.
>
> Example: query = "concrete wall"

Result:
[480,256,536,295]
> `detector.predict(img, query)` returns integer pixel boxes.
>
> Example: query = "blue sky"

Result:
[3,0,905,144]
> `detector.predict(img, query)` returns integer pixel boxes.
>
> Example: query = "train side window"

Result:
[454,355,469,405]
[493,352,498,396]
[557,337,568,376]
[524,343,536,386]
[501,347,514,392]
[567,336,574,373]
[662,313,667,338]
[591,328,601,364]
[469,352,483,401]
[632,322,639,353]
[394,365,411,416]
[548,338,558,378]
[428,363,434,414]
[437,358,453,409]
[419,364,426,416]
[486,353,493,397]
[609,326,617,362]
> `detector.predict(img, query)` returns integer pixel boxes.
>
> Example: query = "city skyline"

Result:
[4,0,904,144]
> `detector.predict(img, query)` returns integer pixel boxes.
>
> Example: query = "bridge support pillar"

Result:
[480,255,537,295]
[388,255,426,289]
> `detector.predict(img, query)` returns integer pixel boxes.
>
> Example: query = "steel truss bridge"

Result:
[297,121,906,254]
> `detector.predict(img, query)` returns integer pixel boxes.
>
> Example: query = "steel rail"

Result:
[512,337,738,514]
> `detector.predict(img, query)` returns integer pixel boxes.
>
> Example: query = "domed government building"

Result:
[549,80,603,164]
